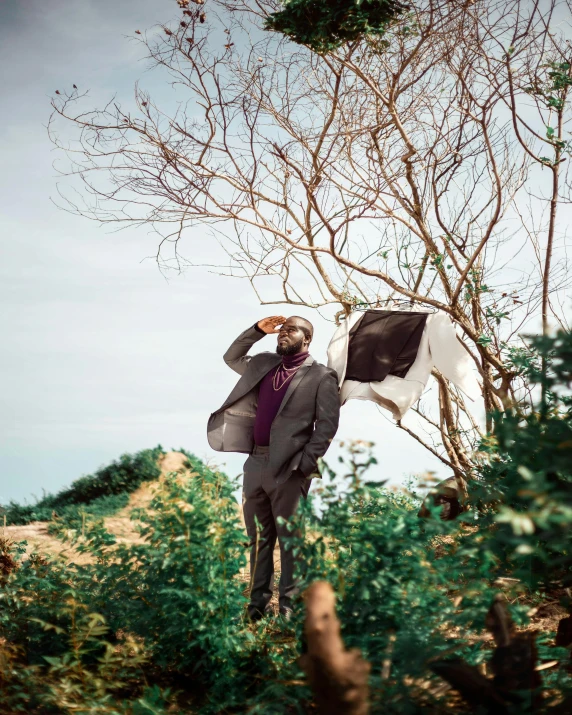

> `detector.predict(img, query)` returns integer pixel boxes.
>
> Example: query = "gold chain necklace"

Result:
[272,363,301,391]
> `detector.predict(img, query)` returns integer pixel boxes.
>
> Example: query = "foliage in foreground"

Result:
[473,331,572,594]
[264,0,409,52]
[0,461,254,714]
[1,332,572,713]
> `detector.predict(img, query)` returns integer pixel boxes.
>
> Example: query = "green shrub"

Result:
[0,463,270,713]
[265,0,409,53]
[0,563,175,714]
[2,333,572,712]
[282,449,490,711]
[56,446,164,505]
[0,494,59,525]
[2,446,164,526]
[469,330,572,594]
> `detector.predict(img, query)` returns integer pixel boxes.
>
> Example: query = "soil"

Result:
[2,451,281,578]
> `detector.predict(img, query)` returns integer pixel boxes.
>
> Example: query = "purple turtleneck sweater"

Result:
[253,351,309,446]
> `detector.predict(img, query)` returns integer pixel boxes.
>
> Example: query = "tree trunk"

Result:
[300,581,371,715]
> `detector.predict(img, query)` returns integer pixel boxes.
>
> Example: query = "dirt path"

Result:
[3,451,279,571]
[3,521,81,561]
[3,451,193,560]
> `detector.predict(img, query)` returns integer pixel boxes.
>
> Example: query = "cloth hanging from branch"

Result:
[327,309,481,420]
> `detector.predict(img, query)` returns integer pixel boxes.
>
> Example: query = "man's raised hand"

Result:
[257,316,286,334]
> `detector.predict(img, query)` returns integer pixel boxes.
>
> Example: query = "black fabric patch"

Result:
[346,310,428,383]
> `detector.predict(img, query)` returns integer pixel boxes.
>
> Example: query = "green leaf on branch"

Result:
[264,0,410,53]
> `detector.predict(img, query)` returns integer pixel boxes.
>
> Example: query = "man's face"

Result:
[276,318,309,356]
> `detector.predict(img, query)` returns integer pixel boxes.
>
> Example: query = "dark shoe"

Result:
[247,605,272,623]
[278,606,294,622]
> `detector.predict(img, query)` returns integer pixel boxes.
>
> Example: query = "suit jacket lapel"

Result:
[220,353,281,411]
[274,355,315,420]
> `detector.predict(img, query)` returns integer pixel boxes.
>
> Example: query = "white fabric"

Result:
[327,310,482,420]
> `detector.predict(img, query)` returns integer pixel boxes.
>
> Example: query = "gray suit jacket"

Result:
[207,325,340,483]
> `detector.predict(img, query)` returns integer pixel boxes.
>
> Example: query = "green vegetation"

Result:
[473,331,572,594]
[1,446,165,526]
[264,0,408,53]
[1,332,571,712]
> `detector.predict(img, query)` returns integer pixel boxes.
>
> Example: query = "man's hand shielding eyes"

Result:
[257,316,286,334]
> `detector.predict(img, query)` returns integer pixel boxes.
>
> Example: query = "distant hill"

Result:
[1,449,229,561]
[1,446,166,525]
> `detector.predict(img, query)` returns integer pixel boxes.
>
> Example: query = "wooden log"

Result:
[486,596,541,695]
[555,614,572,648]
[433,595,541,712]
[430,659,510,714]
[299,581,371,715]
[417,477,465,521]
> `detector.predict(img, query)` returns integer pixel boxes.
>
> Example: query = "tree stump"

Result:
[299,581,371,715]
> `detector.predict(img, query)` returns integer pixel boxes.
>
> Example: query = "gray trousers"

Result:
[243,446,311,613]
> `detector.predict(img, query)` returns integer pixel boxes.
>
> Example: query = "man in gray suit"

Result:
[207,315,340,621]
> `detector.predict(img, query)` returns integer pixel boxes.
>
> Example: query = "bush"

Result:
[265,0,409,53]
[470,330,572,593]
[285,449,495,712]
[1,446,165,525]
[0,461,303,713]
[2,333,572,712]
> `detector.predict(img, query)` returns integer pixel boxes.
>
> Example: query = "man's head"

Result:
[276,316,314,356]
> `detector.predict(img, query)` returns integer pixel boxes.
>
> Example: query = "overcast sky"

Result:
[0,0,460,505]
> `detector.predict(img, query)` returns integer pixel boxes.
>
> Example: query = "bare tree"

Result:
[48,0,572,485]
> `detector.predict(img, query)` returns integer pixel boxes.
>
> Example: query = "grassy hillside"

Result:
[1,446,166,526]
[1,447,218,530]
[1,441,569,714]
[1,450,201,563]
